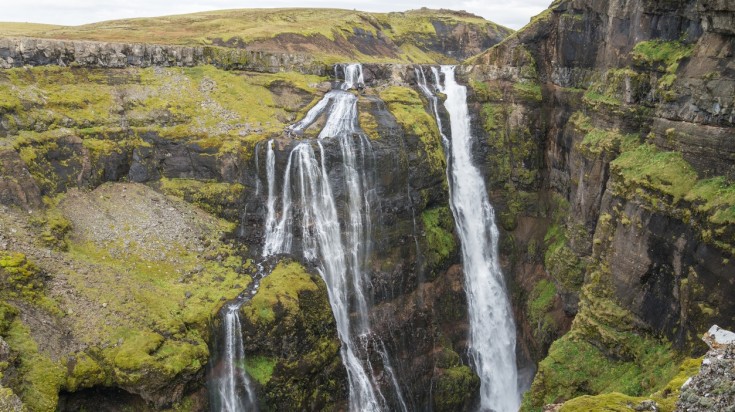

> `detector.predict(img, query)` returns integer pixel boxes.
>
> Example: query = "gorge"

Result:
[0,1,733,412]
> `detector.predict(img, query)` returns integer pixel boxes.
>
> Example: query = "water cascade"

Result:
[261,63,404,411]
[208,265,266,412]
[417,66,521,411]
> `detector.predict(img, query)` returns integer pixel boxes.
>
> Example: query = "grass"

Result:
[158,178,245,217]
[0,8,512,64]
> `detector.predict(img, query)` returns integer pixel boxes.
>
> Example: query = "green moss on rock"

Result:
[433,365,480,411]
[158,178,245,218]
[4,318,65,412]
[380,86,446,176]
[244,355,277,386]
[239,260,346,410]
[420,206,457,273]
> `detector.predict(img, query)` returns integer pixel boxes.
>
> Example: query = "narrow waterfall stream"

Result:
[417,66,521,411]
[208,264,266,412]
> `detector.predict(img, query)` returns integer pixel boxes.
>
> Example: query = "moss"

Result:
[543,225,585,291]
[244,356,277,385]
[528,280,557,323]
[513,81,542,101]
[357,109,381,140]
[0,252,61,314]
[685,177,735,224]
[3,318,65,412]
[523,332,679,410]
[420,206,457,272]
[632,40,694,73]
[158,178,245,217]
[559,392,649,411]
[556,357,703,412]
[479,101,538,192]
[569,112,640,156]
[64,353,106,392]
[470,80,501,102]
[611,144,698,203]
[243,261,319,325]
[379,86,446,176]
[433,365,480,411]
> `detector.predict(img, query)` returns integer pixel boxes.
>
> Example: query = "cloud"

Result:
[2,0,552,30]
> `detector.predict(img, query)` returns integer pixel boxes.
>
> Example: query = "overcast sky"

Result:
[1,0,552,30]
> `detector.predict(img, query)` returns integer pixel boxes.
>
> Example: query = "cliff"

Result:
[462,0,735,409]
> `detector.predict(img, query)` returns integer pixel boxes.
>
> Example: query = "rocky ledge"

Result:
[0,37,326,74]
[677,325,735,411]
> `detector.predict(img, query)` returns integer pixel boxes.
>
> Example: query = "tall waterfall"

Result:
[417,66,520,411]
[262,63,403,411]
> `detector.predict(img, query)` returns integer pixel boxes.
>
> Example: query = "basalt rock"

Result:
[0,37,327,74]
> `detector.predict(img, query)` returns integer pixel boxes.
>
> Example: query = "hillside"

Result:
[0,8,512,63]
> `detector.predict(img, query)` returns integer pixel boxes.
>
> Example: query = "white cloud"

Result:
[0,0,552,30]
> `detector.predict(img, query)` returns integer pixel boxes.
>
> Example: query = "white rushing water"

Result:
[417,66,520,411]
[214,301,258,412]
[262,63,404,411]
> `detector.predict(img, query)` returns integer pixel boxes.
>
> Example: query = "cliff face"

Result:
[0,59,475,409]
[463,0,735,409]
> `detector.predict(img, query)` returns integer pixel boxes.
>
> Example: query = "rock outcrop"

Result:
[676,325,735,411]
[0,37,326,74]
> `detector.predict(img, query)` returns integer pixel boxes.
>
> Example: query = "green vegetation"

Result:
[238,260,345,410]
[513,81,542,101]
[544,225,585,292]
[420,206,457,271]
[245,356,277,385]
[685,177,735,224]
[2,65,324,158]
[3,318,65,412]
[243,261,319,324]
[569,112,640,156]
[159,178,245,217]
[478,101,538,192]
[558,357,703,412]
[0,252,61,315]
[632,40,694,73]
[611,144,698,203]
[433,365,481,411]
[527,279,559,350]
[0,8,511,64]
[380,86,446,175]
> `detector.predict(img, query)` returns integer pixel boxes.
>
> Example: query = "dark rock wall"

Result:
[0,37,327,74]
[464,0,734,408]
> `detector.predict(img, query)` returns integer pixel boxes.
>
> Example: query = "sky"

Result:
[0,0,552,30]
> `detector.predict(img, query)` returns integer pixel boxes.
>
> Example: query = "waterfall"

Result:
[262,63,404,411]
[209,263,267,412]
[417,66,520,411]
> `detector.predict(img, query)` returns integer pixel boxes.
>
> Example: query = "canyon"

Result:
[0,1,733,411]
